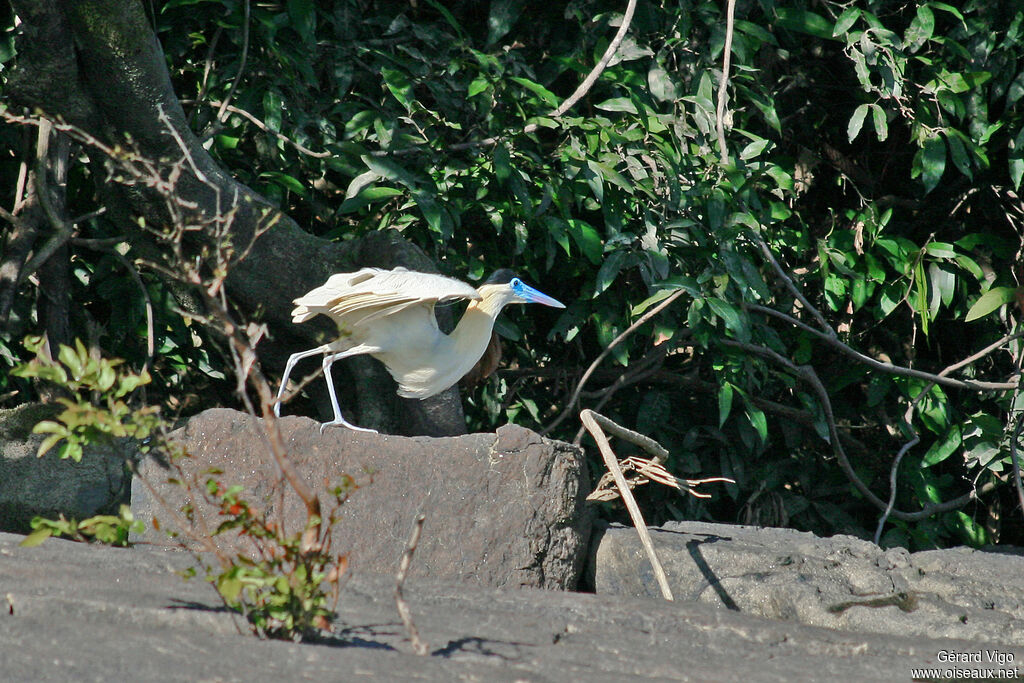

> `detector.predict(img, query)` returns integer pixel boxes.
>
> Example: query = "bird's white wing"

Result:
[292,267,480,326]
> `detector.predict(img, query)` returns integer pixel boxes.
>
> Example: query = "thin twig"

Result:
[215,0,251,125]
[544,288,688,435]
[715,0,737,164]
[190,26,223,124]
[588,455,733,502]
[581,409,674,601]
[583,410,670,464]
[550,0,638,119]
[1012,413,1024,517]
[745,306,1018,392]
[751,233,834,335]
[395,514,429,656]
[873,435,920,545]
[204,101,332,158]
[391,0,639,157]
[572,345,668,444]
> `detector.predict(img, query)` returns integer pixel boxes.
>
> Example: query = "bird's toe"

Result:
[319,419,377,434]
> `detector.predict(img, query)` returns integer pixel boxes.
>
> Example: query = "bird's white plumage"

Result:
[291,267,480,330]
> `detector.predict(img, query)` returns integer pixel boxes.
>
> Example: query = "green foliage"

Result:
[19,505,144,548]
[4,0,1024,549]
[11,336,159,461]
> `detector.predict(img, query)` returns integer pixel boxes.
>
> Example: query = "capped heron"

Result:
[274,267,565,432]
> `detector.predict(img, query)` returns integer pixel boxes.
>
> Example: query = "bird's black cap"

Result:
[484,268,519,285]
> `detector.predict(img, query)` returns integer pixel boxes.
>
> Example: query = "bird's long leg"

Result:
[274,344,333,417]
[320,348,379,434]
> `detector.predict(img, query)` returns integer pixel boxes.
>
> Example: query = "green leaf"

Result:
[706,298,747,340]
[423,0,466,36]
[339,186,403,213]
[740,138,770,160]
[594,98,638,114]
[919,135,946,193]
[566,220,604,264]
[218,576,244,603]
[922,425,961,467]
[870,104,888,141]
[1009,127,1024,190]
[259,172,306,196]
[924,242,957,259]
[493,144,512,184]
[928,263,955,312]
[361,155,418,187]
[509,77,559,109]
[1012,158,1024,192]
[953,510,987,546]
[595,251,628,295]
[965,287,1018,322]
[929,2,965,23]
[745,404,768,444]
[718,382,734,428]
[833,8,860,36]
[648,66,680,103]
[36,432,66,459]
[467,76,489,98]
[381,67,414,112]
[847,104,872,143]
[19,527,53,547]
[944,131,971,179]
[904,5,934,49]
[58,344,83,380]
[774,9,836,40]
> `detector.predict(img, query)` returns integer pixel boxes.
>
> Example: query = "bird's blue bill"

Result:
[513,280,566,308]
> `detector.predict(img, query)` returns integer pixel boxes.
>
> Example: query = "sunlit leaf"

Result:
[965,287,1018,322]
[847,103,869,142]
[19,528,53,548]
[718,382,734,428]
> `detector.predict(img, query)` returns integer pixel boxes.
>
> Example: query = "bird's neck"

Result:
[450,299,503,360]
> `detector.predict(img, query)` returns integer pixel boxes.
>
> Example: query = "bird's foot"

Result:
[319,419,378,434]
[273,401,282,418]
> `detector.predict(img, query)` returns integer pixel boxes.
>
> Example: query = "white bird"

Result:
[274,267,565,432]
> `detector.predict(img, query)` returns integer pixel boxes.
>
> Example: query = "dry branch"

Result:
[395,514,429,656]
[581,409,675,601]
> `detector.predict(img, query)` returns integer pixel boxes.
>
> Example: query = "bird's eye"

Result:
[510,278,521,288]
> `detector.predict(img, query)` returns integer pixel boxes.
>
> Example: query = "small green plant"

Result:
[19,504,144,547]
[14,334,350,640]
[172,473,356,640]
[11,335,158,461]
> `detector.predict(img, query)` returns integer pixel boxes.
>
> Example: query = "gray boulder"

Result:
[132,408,593,590]
[590,520,1024,646]
[0,403,132,532]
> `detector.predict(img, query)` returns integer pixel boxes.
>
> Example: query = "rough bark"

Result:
[5,0,465,435]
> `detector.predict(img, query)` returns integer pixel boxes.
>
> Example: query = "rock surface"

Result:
[132,409,593,590]
[6,531,1022,682]
[590,521,1024,646]
[0,403,132,532]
